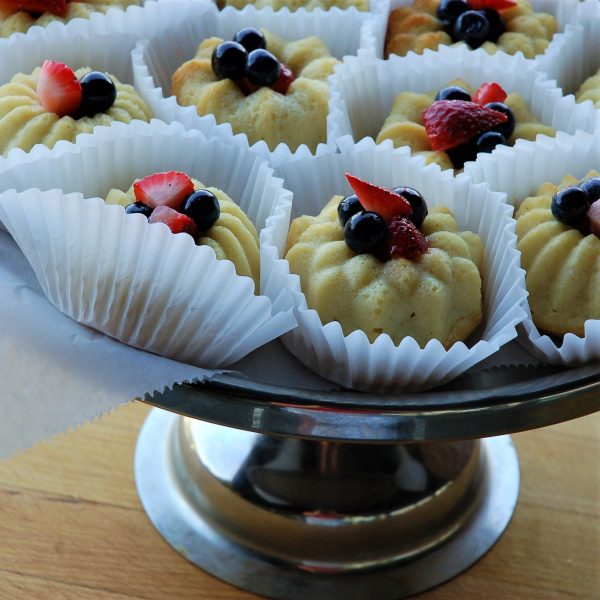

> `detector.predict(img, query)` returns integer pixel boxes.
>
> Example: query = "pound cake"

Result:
[172,27,339,152]
[285,173,483,347]
[575,67,600,108]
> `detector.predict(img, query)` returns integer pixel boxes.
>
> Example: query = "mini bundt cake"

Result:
[515,171,600,337]
[376,79,555,170]
[218,0,367,10]
[575,67,600,108]
[0,0,140,37]
[385,0,557,59]
[106,172,260,287]
[0,61,151,156]
[285,177,484,347]
[172,28,340,152]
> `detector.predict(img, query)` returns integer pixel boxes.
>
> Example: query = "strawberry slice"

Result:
[472,82,507,106]
[133,171,195,211]
[468,0,517,10]
[0,0,67,16]
[588,200,600,237]
[148,206,198,238]
[422,100,508,152]
[388,216,429,259]
[271,63,295,95]
[345,173,412,223]
[36,60,82,117]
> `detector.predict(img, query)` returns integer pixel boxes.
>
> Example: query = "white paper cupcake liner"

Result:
[0,120,296,367]
[131,3,377,167]
[157,0,390,13]
[465,129,600,365]
[328,44,596,171]
[260,137,527,391]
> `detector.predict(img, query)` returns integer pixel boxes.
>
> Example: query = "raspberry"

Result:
[387,217,429,259]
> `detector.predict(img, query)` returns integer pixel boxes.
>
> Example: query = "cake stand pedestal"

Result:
[134,361,600,599]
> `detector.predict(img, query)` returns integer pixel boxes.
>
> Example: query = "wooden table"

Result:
[0,402,598,599]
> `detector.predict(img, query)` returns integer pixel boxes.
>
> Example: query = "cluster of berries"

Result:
[551,177,600,237]
[36,60,117,119]
[437,0,516,49]
[0,0,67,16]
[423,82,515,168]
[211,27,295,96]
[126,172,221,239]
[338,173,429,260]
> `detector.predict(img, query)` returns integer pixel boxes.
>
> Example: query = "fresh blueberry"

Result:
[211,41,248,81]
[245,49,281,87]
[446,139,478,169]
[436,0,470,28]
[183,189,220,232]
[393,186,428,228]
[338,194,364,226]
[478,8,505,42]
[233,27,267,53]
[551,187,591,226]
[434,86,471,102]
[125,202,153,218]
[344,211,388,254]
[453,10,490,49]
[580,177,600,203]
[79,71,117,117]
[475,131,507,154]
[485,102,515,139]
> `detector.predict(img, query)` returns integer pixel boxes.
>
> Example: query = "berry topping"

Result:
[245,49,281,87]
[238,77,260,96]
[345,172,412,222]
[233,27,267,53]
[344,211,388,255]
[271,63,295,95]
[422,100,508,152]
[453,10,490,49]
[477,8,505,42]
[588,200,600,237]
[148,205,198,237]
[435,86,471,102]
[436,0,469,27]
[338,194,364,226]
[387,216,429,260]
[484,102,515,139]
[580,177,600,203]
[0,0,67,16]
[472,82,507,106]
[79,71,116,117]
[446,139,478,169]
[468,0,516,10]
[125,202,153,218]
[36,60,82,117]
[183,189,220,232]
[133,171,195,211]
[211,41,247,81]
[551,187,590,227]
[393,187,428,228]
[475,130,506,154]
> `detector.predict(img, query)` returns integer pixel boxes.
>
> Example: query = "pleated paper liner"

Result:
[0,120,296,368]
[327,44,598,171]
[465,129,600,365]
[260,136,527,392]
[131,3,378,167]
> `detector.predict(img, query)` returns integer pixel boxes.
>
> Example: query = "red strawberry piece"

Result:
[133,171,195,211]
[0,0,67,16]
[387,216,429,259]
[344,172,412,223]
[472,82,507,106]
[422,100,508,152]
[468,0,517,10]
[588,200,600,237]
[270,63,295,95]
[238,77,260,96]
[36,60,82,117]
[148,206,198,238]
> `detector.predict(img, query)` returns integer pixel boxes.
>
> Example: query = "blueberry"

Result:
[79,71,117,117]
[453,10,490,49]
[436,0,470,28]
[344,211,388,254]
[245,49,281,87]
[338,194,363,226]
[393,186,428,228]
[434,86,471,102]
[446,139,478,169]
[478,8,505,42]
[211,41,248,81]
[125,202,153,218]
[233,27,267,53]
[580,177,600,203]
[551,187,590,226]
[183,189,220,232]
[485,102,515,139]
[475,130,507,154]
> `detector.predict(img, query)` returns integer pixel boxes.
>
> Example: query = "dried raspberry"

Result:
[423,100,508,152]
[387,216,429,259]
[468,0,516,10]
[472,82,507,105]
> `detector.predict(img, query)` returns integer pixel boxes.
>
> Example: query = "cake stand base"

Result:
[134,409,520,600]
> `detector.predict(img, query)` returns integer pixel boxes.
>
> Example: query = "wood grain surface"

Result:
[0,403,598,600]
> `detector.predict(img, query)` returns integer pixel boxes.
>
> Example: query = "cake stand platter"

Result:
[134,352,600,600]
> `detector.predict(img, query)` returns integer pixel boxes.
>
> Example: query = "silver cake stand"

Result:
[134,350,600,599]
